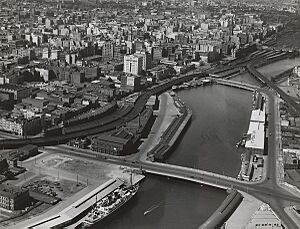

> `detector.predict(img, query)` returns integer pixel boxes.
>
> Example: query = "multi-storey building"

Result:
[0,115,44,136]
[0,185,30,211]
[123,54,143,76]
[121,74,141,92]
[134,51,152,71]
[0,85,32,101]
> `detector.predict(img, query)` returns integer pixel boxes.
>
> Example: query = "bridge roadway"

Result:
[46,144,300,206]
[214,78,258,91]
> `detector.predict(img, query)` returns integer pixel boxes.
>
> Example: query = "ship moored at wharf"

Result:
[80,184,139,228]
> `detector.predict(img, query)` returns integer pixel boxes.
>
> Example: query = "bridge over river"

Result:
[214,78,258,91]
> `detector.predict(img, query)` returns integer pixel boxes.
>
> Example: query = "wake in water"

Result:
[144,201,163,216]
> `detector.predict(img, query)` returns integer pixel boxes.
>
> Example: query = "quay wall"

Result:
[199,190,243,229]
[147,95,192,162]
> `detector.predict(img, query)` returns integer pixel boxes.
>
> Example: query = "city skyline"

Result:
[0,0,300,228]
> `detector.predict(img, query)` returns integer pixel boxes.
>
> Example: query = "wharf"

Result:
[25,175,144,229]
[147,96,192,162]
[167,105,192,150]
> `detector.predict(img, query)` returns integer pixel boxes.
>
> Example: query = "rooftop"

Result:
[245,121,265,150]
[250,109,265,123]
[0,184,27,199]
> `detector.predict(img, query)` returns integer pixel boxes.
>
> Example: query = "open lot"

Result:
[0,150,132,227]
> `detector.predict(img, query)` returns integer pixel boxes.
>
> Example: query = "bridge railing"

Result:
[142,160,247,184]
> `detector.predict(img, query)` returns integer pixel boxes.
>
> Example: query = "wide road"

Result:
[45,144,300,204]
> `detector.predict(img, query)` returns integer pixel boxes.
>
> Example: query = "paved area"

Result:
[138,92,180,161]
[225,191,263,229]
[278,79,300,102]
[284,206,300,227]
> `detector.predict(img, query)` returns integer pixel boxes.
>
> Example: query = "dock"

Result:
[27,175,144,229]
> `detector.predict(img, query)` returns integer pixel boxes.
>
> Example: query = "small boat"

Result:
[144,203,161,216]
[236,141,242,148]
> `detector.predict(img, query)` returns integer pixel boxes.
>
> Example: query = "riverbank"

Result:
[138,92,180,162]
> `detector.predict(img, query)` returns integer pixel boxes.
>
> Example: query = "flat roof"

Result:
[95,134,130,145]
[0,184,26,199]
[245,121,265,150]
[250,109,265,123]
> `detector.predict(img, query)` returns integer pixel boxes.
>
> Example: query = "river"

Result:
[98,57,300,229]
[168,85,253,177]
[98,85,252,229]
[98,175,227,229]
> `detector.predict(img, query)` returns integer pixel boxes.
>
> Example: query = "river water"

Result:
[99,85,252,229]
[99,57,300,229]
[168,85,253,177]
[99,175,227,229]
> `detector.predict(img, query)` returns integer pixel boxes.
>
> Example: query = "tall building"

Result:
[135,51,152,71]
[99,41,114,61]
[123,54,143,76]
[152,47,162,63]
